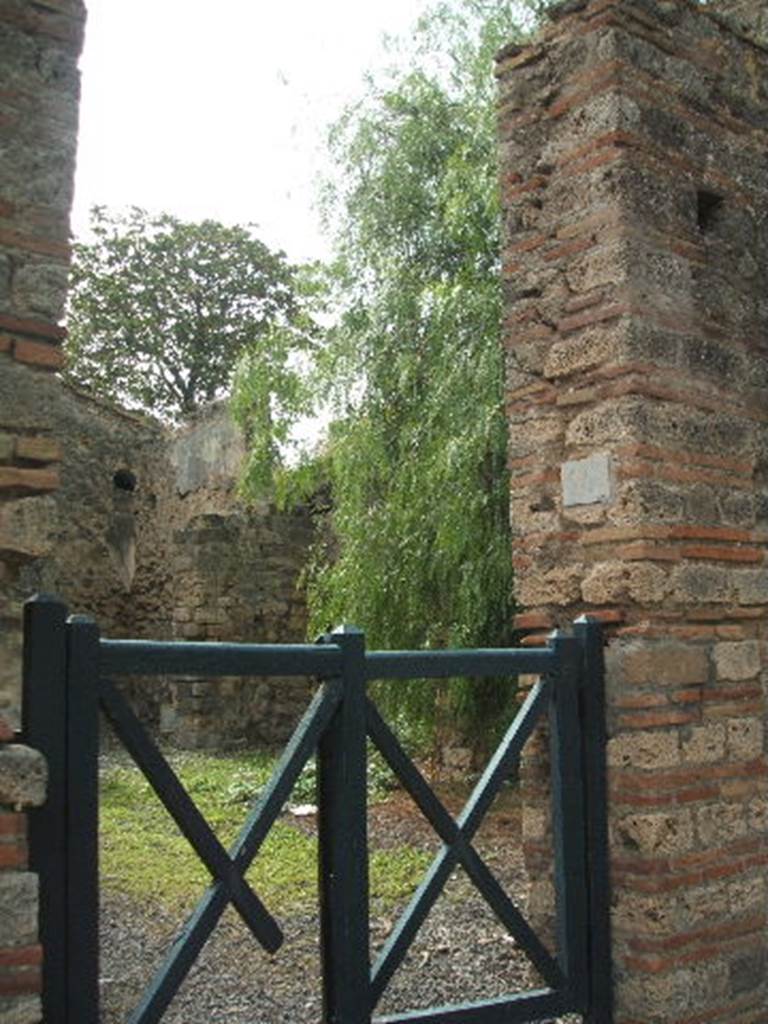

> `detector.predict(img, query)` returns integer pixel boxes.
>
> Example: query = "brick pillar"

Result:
[0,4,86,1022]
[0,0,86,725]
[498,1,768,1021]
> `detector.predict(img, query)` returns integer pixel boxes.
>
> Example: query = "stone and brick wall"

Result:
[8,392,318,748]
[0,0,86,728]
[498,0,767,1020]
[0,726,46,1024]
[0,3,86,1021]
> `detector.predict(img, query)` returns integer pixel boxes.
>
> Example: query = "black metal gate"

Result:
[22,594,611,1024]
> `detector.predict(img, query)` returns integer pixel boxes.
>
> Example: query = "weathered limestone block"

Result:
[0,746,47,808]
[0,873,38,945]
[607,730,680,770]
[713,640,762,681]
[0,496,57,562]
[681,722,727,764]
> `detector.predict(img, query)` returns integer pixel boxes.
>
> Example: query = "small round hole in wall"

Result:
[113,469,137,492]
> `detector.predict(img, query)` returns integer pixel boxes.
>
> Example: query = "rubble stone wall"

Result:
[498,0,768,1020]
[13,393,317,748]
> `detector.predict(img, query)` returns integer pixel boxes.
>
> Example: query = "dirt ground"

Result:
[100,783,563,1023]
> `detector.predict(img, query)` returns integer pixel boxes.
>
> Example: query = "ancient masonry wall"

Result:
[497,1,768,1021]
[13,393,318,749]
[0,2,86,1021]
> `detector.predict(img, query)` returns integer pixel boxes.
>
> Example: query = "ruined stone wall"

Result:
[498,0,768,1020]
[10,394,318,748]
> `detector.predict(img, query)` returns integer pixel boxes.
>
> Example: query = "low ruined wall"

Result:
[12,395,318,748]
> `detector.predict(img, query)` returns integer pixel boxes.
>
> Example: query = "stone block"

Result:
[561,451,613,507]
[695,802,748,847]
[0,995,42,1024]
[729,950,766,998]
[713,640,762,681]
[618,961,728,1017]
[672,564,732,604]
[0,746,46,808]
[581,561,671,605]
[681,723,726,764]
[11,262,69,322]
[607,729,680,770]
[0,873,38,945]
[726,718,764,761]
[516,565,584,606]
[614,808,694,856]
[0,496,57,561]
[617,641,710,686]
[735,568,768,605]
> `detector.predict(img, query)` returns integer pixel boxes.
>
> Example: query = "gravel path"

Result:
[100,788,568,1023]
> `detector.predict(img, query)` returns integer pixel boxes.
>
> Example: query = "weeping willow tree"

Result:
[235,0,542,747]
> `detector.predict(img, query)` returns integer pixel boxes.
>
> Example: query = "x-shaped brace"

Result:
[366,680,564,1008]
[99,678,341,1024]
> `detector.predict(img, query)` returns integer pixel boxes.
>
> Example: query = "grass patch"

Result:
[100,750,430,914]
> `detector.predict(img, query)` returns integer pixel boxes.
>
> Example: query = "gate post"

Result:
[574,617,612,1024]
[64,615,100,1024]
[22,600,100,1024]
[22,595,69,1024]
[318,625,371,1024]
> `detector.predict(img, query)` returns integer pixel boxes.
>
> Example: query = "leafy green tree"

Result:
[238,0,539,743]
[66,207,308,420]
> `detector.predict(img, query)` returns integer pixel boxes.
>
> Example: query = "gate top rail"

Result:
[99,638,556,680]
[99,639,344,677]
[365,648,555,679]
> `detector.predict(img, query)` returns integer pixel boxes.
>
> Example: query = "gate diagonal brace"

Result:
[114,681,342,1024]
[367,680,563,1007]
[99,677,283,952]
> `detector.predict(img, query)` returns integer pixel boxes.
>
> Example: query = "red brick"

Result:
[543,236,595,262]
[513,611,554,631]
[0,466,59,491]
[0,314,65,341]
[557,301,629,334]
[0,946,42,968]
[0,968,42,996]
[617,708,698,729]
[0,813,25,838]
[626,914,765,954]
[0,717,14,742]
[680,544,764,564]
[582,608,625,624]
[13,338,65,369]
[14,436,62,463]
[0,844,26,869]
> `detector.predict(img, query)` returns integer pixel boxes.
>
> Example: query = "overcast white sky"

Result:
[72,0,430,263]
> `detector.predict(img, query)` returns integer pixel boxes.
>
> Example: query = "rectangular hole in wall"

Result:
[697,190,724,233]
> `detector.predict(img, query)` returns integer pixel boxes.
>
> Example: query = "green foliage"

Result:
[292,1,537,742]
[100,752,427,912]
[66,206,310,421]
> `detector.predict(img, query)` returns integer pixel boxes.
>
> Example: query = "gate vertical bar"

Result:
[574,616,613,1024]
[65,615,101,1024]
[547,631,589,1011]
[22,595,69,1024]
[318,625,371,1023]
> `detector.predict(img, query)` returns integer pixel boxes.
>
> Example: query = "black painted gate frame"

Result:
[22,594,611,1024]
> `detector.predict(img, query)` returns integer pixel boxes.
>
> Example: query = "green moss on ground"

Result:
[100,751,430,914]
